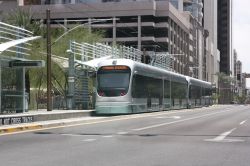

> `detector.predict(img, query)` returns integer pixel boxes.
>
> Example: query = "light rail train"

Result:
[95,59,212,114]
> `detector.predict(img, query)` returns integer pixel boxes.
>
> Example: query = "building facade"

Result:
[169,0,204,79]
[233,50,246,99]
[19,0,198,76]
[234,50,240,96]
[12,0,224,81]
[217,0,233,76]
[0,0,18,20]
[2,0,223,82]
[236,60,247,97]
[203,0,220,86]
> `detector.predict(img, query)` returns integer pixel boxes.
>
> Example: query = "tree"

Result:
[216,72,234,104]
[48,27,104,109]
[3,8,41,35]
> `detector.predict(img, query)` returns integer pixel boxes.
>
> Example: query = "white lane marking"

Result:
[83,139,96,142]
[240,120,247,125]
[132,109,233,131]
[205,138,244,143]
[61,134,84,137]
[155,116,181,119]
[205,128,244,143]
[102,135,113,138]
[211,128,236,141]
[117,131,128,135]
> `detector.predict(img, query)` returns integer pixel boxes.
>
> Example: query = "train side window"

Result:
[164,80,170,99]
[132,74,147,98]
[171,81,187,99]
[204,87,212,96]
[190,85,202,99]
[132,74,162,99]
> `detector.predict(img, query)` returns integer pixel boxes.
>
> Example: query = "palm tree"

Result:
[4,8,41,35]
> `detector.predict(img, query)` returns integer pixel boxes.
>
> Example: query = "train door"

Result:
[160,78,164,110]
[147,94,152,110]
[187,83,191,108]
[132,74,153,112]
[146,76,163,112]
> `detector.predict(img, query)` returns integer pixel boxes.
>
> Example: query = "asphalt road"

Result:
[0,105,250,166]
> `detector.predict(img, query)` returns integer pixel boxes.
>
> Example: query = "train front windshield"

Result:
[97,66,131,97]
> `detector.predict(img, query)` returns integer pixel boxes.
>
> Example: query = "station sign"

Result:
[9,60,45,68]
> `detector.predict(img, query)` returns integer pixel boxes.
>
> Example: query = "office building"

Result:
[203,0,220,85]
[0,0,18,20]
[2,0,224,81]
[217,0,233,75]
[20,0,196,76]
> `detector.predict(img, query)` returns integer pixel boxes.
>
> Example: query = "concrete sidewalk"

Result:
[0,109,95,134]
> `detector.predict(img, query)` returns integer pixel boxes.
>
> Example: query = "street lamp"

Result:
[51,19,112,46]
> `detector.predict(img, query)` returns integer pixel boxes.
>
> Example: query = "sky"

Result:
[233,0,250,87]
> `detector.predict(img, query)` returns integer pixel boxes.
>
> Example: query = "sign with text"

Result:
[0,116,34,126]
[9,60,45,68]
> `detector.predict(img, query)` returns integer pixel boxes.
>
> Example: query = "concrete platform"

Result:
[0,109,95,134]
[0,109,94,125]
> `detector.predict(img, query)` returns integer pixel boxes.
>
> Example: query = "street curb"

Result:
[0,124,43,134]
[0,117,108,135]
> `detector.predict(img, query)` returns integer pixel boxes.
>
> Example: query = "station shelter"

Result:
[0,21,43,114]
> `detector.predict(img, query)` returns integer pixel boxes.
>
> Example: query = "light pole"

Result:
[51,18,114,46]
[46,9,52,111]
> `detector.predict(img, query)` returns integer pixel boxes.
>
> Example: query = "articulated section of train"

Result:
[95,59,212,114]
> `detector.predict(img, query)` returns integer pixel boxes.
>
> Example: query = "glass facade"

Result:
[170,0,179,9]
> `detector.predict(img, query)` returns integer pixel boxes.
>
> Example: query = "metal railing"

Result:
[69,41,173,70]
[66,41,175,110]
[0,21,33,57]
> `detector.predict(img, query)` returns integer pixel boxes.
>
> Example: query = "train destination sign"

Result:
[101,66,129,70]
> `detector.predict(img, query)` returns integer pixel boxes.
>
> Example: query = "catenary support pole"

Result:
[47,9,52,111]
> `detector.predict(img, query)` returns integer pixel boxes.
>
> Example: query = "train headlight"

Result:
[98,91,105,96]
[120,91,126,96]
